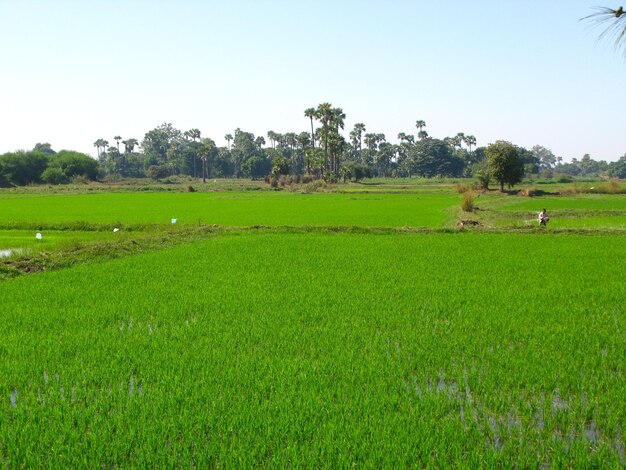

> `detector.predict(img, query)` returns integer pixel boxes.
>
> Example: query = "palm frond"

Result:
[581,6,626,56]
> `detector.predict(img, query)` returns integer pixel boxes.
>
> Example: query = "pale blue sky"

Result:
[1,0,624,161]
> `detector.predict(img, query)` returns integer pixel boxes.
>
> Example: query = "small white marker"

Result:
[113,228,120,232]
[35,232,42,240]
[171,218,177,224]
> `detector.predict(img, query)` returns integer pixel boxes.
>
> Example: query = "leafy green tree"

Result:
[271,156,290,176]
[142,123,183,171]
[0,150,49,185]
[531,145,556,169]
[608,154,626,178]
[41,167,68,185]
[409,138,464,178]
[51,150,99,180]
[33,143,56,155]
[242,156,270,179]
[486,140,524,190]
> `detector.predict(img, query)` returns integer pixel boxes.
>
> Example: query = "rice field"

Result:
[1,183,625,466]
[0,192,459,228]
[1,231,625,467]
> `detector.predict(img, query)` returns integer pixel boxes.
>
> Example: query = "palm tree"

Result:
[198,138,214,183]
[583,6,626,56]
[267,131,278,149]
[417,130,429,140]
[415,120,426,138]
[304,108,316,149]
[93,139,103,158]
[330,107,346,174]
[315,102,333,174]
[464,135,477,154]
[114,135,122,151]
[224,133,233,150]
[351,123,366,164]
[122,138,138,153]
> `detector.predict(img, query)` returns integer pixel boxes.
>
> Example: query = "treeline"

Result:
[0,143,98,187]
[2,103,625,186]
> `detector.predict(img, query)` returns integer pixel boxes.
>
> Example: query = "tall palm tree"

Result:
[315,102,333,174]
[122,138,138,153]
[464,135,477,154]
[330,107,346,174]
[304,108,316,149]
[114,135,122,151]
[224,133,233,150]
[583,6,626,56]
[415,120,426,138]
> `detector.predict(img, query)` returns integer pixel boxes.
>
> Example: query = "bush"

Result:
[146,164,170,180]
[70,174,90,185]
[455,183,471,194]
[41,167,68,185]
[461,191,474,212]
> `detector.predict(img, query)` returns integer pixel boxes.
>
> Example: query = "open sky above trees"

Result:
[0,0,624,162]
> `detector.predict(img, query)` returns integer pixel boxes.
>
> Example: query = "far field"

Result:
[0,179,624,467]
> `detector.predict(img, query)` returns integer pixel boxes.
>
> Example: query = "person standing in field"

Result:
[538,208,550,226]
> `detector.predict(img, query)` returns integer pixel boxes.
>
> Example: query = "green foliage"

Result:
[41,167,69,185]
[50,150,99,180]
[409,138,465,178]
[271,156,290,176]
[242,156,269,179]
[145,164,170,180]
[1,232,625,466]
[608,154,626,178]
[486,140,524,190]
[0,150,49,185]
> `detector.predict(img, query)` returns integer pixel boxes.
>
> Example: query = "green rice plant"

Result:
[0,232,624,467]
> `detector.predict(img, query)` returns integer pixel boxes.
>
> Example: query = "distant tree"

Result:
[33,143,56,155]
[531,145,557,169]
[486,140,524,190]
[0,150,49,185]
[114,135,122,151]
[415,120,426,139]
[315,102,333,174]
[242,156,269,179]
[122,138,139,154]
[41,167,68,185]
[224,133,233,151]
[350,123,366,164]
[51,150,99,180]
[198,138,215,182]
[409,138,464,178]
[142,123,183,171]
[304,108,316,149]
[271,156,290,176]
[608,154,626,178]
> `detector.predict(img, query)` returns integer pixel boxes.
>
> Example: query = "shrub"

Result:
[454,183,471,194]
[461,191,475,212]
[41,167,68,185]
[146,165,170,180]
